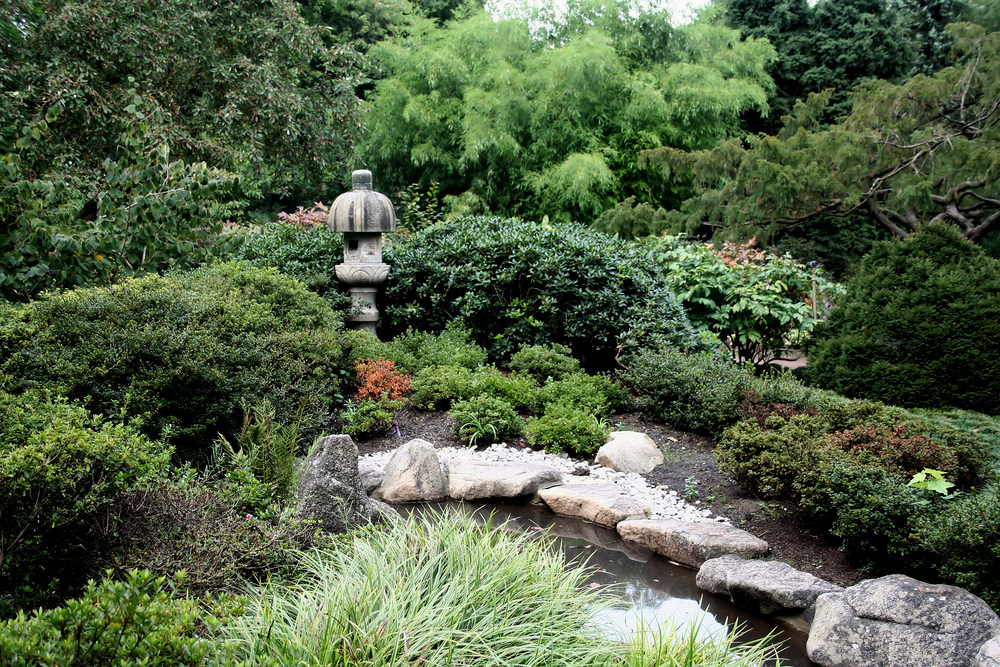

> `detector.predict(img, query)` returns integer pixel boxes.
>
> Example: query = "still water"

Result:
[397,501,817,667]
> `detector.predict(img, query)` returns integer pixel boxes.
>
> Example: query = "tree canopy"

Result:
[641,24,1000,244]
[360,0,776,222]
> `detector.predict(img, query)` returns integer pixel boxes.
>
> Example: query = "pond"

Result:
[396,501,817,667]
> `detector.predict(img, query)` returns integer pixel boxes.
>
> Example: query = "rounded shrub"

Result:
[526,404,610,456]
[526,372,628,418]
[449,395,523,446]
[622,347,749,435]
[0,261,353,463]
[0,390,171,607]
[383,216,705,367]
[351,323,488,374]
[508,343,581,382]
[231,222,347,301]
[805,224,1000,414]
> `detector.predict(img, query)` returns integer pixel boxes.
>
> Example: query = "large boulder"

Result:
[297,434,375,533]
[976,637,1000,667]
[376,438,448,502]
[539,483,648,528]
[697,555,842,616]
[617,518,769,568]
[447,460,562,500]
[807,574,1000,667]
[359,460,384,495]
[595,431,664,474]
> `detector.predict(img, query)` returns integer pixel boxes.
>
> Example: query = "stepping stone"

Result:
[697,554,842,616]
[446,460,562,500]
[617,518,769,568]
[539,483,649,529]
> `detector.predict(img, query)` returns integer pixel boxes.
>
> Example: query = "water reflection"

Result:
[396,501,816,667]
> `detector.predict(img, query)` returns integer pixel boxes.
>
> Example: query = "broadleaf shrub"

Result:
[339,397,402,439]
[0,390,171,608]
[526,404,610,456]
[622,347,749,435]
[526,373,628,418]
[449,395,523,446]
[0,262,353,463]
[351,323,488,374]
[0,569,224,666]
[508,343,581,382]
[383,216,705,367]
[353,358,412,402]
[805,224,1000,413]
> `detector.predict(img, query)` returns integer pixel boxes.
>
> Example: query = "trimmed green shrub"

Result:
[508,343,581,382]
[917,482,1000,609]
[527,373,628,418]
[526,404,610,456]
[622,347,749,435]
[383,216,705,367]
[0,262,353,463]
[465,367,538,412]
[0,569,224,666]
[408,366,478,411]
[352,322,488,374]
[449,396,523,446]
[339,397,402,439]
[0,390,171,607]
[805,224,1000,414]
[230,222,347,301]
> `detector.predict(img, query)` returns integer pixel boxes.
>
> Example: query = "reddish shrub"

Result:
[354,358,412,402]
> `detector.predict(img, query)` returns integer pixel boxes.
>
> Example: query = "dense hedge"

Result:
[382,216,705,367]
[0,262,353,463]
[805,224,1000,414]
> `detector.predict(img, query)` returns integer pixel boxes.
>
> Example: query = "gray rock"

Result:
[447,460,562,500]
[697,555,842,616]
[975,637,1000,667]
[359,460,384,495]
[368,498,401,524]
[807,574,1000,667]
[617,518,769,568]
[377,438,448,502]
[296,434,374,533]
[595,431,664,474]
[539,483,648,528]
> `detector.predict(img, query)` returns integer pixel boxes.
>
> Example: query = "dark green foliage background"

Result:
[805,224,1000,414]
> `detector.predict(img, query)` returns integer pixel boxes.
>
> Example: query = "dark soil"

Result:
[356,407,866,588]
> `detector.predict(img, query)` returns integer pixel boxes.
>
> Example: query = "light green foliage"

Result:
[0,107,240,299]
[449,395,523,445]
[622,347,749,435]
[362,1,775,221]
[643,26,1000,245]
[384,216,706,366]
[408,365,478,411]
[0,390,171,600]
[339,397,403,439]
[509,343,581,382]
[214,400,304,505]
[354,322,489,374]
[805,224,1000,414]
[907,468,955,496]
[526,403,610,455]
[0,570,223,666]
[0,262,352,463]
[645,235,843,366]
[526,373,628,418]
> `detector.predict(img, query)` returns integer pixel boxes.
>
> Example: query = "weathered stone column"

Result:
[329,170,396,335]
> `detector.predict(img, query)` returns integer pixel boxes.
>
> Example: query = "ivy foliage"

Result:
[361,0,775,222]
[642,25,1000,245]
[382,216,707,367]
[805,224,1000,414]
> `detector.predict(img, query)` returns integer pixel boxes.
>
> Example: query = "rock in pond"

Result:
[595,431,664,474]
[447,460,562,500]
[539,483,649,529]
[297,434,376,533]
[807,574,1000,667]
[617,518,769,568]
[697,554,842,616]
[376,438,448,502]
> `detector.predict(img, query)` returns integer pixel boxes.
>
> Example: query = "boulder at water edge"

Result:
[297,434,376,533]
[376,438,448,502]
[539,483,648,528]
[447,460,562,500]
[806,574,1000,667]
[617,518,769,568]
[697,554,842,616]
[595,431,664,474]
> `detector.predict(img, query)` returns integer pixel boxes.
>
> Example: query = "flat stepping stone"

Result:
[617,518,769,568]
[697,555,842,616]
[446,460,562,500]
[539,483,649,529]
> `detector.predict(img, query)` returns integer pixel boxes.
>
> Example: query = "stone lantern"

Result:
[329,169,396,335]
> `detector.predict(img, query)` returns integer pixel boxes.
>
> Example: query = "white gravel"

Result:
[360,442,727,524]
